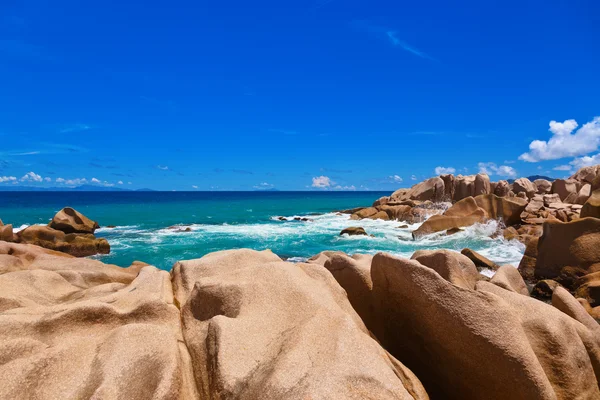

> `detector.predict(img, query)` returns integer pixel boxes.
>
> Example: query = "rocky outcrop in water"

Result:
[49,207,100,234]
[1,208,109,257]
[345,166,600,244]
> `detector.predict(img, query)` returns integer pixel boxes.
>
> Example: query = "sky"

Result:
[0,0,599,191]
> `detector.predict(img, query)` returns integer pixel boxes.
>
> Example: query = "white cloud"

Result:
[553,165,572,171]
[569,153,600,170]
[157,165,169,170]
[478,162,517,178]
[118,181,123,185]
[388,175,403,183]
[44,177,51,182]
[434,166,455,175]
[0,176,16,183]
[20,171,42,182]
[128,182,132,185]
[91,178,101,184]
[519,117,600,162]
[56,177,88,186]
[411,175,417,181]
[253,182,274,189]
[333,185,356,191]
[312,176,332,188]
[192,185,198,189]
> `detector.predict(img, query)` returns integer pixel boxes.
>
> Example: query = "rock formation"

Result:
[0,241,198,399]
[1,208,109,257]
[171,249,428,399]
[49,207,100,234]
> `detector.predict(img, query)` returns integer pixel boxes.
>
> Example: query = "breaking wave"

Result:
[94,212,525,271]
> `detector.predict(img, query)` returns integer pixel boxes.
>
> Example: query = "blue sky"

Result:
[0,0,598,190]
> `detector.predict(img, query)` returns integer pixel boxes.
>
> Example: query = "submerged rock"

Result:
[340,226,368,236]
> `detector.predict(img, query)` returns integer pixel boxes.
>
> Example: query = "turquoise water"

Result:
[0,191,525,270]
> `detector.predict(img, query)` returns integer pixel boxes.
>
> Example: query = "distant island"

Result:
[0,185,156,192]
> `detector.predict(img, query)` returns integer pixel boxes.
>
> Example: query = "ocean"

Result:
[0,191,525,271]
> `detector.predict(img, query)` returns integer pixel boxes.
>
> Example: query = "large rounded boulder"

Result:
[172,249,428,399]
[370,252,600,400]
[49,207,100,234]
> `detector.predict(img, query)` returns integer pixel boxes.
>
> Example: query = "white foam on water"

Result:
[96,225,141,233]
[99,212,526,268]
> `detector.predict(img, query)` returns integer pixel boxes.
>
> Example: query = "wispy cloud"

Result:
[434,166,456,175]
[353,21,435,61]
[253,182,274,189]
[59,124,91,133]
[386,31,434,60]
[157,165,169,170]
[478,162,517,178]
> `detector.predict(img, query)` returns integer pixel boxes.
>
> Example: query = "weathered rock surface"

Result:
[551,179,579,201]
[533,218,600,280]
[533,179,552,194]
[0,242,198,399]
[308,251,376,328]
[412,197,487,238]
[488,265,529,295]
[411,249,480,289]
[16,225,110,257]
[493,180,511,197]
[0,223,15,242]
[171,249,427,399]
[474,194,527,226]
[370,252,600,400]
[582,189,600,218]
[392,177,445,203]
[49,207,100,234]
[512,178,536,199]
[461,248,501,272]
[340,226,368,236]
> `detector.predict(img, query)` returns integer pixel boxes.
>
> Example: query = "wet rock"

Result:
[460,248,501,272]
[412,197,487,238]
[340,227,368,236]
